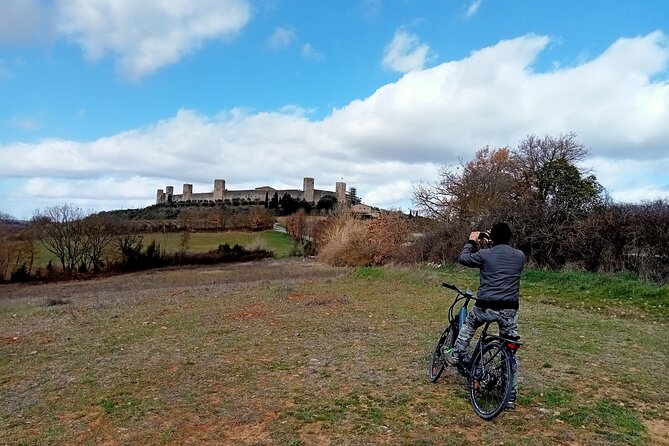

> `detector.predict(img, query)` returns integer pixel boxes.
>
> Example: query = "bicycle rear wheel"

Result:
[428,323,457,383]
[468,341,513,420]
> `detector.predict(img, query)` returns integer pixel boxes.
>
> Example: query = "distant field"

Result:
[145,230,294,258]
[1,261,667,445]
[31,230,294,268]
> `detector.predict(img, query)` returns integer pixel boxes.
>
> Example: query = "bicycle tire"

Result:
[468,341,514,420]
[428,322,458,383]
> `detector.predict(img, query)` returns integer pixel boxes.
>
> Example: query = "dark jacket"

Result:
[458,242,525,310]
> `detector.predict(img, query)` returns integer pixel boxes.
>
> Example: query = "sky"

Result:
[0,0,668,219]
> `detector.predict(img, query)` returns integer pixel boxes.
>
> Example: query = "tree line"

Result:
[0,206,272,282]
[412,133,669,281]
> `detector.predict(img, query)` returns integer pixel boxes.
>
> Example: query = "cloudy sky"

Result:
[1,0,668,219]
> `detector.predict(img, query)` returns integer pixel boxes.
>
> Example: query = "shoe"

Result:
[443,348,461,366]
[504,391,516,410]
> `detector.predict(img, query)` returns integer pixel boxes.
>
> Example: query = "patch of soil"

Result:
[646,419,669,445]
[223,420,272,445]
[288,293,349,306]
[0,336,19,344]
[224,303,267,320]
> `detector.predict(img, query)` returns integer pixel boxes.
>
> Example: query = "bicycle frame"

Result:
[463,322,520,376]
[441,282,521,375]
[432,283,522,420]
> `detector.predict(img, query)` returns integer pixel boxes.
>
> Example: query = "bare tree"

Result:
[513,132,589,200]
[413,146,519,224]
[287,209,307,245]
[33,205,87,273]
[82,214,117,272]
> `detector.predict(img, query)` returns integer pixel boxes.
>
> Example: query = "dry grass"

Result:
[317,212,410,267]
[318,214,372,266]
[1,260,667,445]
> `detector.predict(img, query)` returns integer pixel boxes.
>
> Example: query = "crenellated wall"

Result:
[156,178,349,205]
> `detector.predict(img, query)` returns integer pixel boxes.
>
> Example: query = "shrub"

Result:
[318,213,373,266]
[367,211,410,264]
[10,264,32,283]
[405,223,471,264]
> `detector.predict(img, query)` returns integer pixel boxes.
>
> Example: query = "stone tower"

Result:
[303,177,314,202]
[166,186,174,203]
[183,184,193,201]
[156,189,164,203]
[336,181,347,206]
[214,179,225,200]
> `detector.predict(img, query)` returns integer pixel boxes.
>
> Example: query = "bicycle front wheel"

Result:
[428,323,457,383]
[468,341,513,420]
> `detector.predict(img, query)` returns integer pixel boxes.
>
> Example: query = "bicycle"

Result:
[428,282,521,420]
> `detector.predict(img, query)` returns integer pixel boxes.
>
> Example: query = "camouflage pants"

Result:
[453,306,519,399]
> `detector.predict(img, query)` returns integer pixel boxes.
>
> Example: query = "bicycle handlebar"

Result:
[441,282,459,291]
[441,283,477,300]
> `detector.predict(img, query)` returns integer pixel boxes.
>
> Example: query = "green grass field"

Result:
[145,230,295,258]
[1,261,667,445]
[31,230,295,268]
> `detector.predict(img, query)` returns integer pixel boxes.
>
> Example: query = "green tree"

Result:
[280,193,300,215]
[269,192,279,210]
[316,195,338,214]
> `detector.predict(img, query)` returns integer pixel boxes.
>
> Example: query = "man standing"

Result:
[446,222,525,408]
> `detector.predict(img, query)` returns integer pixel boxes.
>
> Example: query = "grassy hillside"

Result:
[1,261,667,445]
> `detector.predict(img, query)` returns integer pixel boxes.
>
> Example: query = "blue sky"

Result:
[1,0,668,219]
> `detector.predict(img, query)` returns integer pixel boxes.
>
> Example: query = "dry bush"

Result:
[286,210,307,244]
[317,211,412,266]
[318,213,373,266]
[404,222,471,264]
[246,236,270,252]
[248,207,275,231]
[310,217,336,255]
[367,211,410,264]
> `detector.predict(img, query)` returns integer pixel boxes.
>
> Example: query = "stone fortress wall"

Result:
[156,177,349,205]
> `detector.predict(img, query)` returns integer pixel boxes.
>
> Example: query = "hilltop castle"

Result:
[156,177,355,205]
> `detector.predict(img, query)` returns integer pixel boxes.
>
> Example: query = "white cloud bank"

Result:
[1,32,668,217]
[57,0,251,79]
[0,1,251,79]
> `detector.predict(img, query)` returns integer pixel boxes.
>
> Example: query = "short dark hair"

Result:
[490,222,512,245]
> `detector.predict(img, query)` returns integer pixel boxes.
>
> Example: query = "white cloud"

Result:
[301,43,325,61]
[1,32,669,217]
[267,26,296,50]
[588,157,669,203]
[55,0,251,80]
[0,0,53,45]
[465,0,483,19]
[382,29,430,73]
